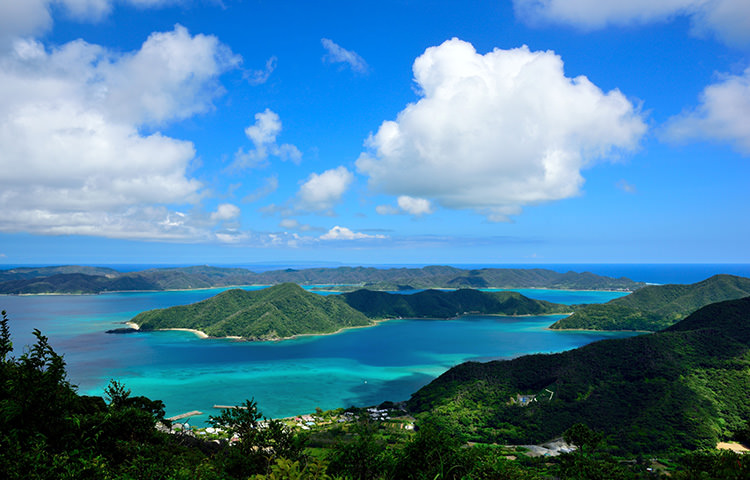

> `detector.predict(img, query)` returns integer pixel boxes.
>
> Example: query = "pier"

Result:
[166,410,203,421]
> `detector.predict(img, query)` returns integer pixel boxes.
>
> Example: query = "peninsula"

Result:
[549,274,750,331]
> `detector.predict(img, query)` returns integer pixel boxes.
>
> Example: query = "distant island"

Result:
[128,283,570,341]
[0,265,645,295]
[549,274,750,331]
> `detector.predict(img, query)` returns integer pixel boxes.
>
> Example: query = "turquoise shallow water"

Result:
[2,287,634,424]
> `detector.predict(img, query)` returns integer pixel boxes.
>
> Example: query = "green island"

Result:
[129,283,570,340]
[2,296,749,479]
[550,274,750,331]
[0,264,644,294]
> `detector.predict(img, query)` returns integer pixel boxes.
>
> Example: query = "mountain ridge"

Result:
[0,265,645,294]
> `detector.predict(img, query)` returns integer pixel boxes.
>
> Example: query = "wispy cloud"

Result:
[245,56,277,85]
[617,179,637,194]
[244,176,279,203]
[321,38,369,74]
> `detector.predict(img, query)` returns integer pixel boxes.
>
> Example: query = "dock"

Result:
[166,410,203,421]
[213,405,248,410]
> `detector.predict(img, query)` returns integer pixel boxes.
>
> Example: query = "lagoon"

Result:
[2,286,634,424]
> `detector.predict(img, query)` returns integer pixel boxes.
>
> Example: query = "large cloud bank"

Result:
[357,39,646,221]
[0,0,180,45]
[513,0,750,47]
[0,25,241,240]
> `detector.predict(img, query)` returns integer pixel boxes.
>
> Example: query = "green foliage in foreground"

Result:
[408,296,750,454]
[133,283,372,340]
[1,308,749,479]
[551,274,750,331]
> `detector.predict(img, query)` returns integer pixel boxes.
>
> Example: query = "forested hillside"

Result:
[550,274,750,331]
[342,288,569,319]
[132,283,372,340]
[408,296,750,453]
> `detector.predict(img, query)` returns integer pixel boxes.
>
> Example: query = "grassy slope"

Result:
[550,274,750,331]
[407,296,750,453]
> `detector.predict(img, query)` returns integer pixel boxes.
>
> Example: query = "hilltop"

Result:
[129,285,570,340]
[131,283,372,341]
[549,274,750,331]
[0,265,645,294]
[407,296,750,453]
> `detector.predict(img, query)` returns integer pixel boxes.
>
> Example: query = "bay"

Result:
[1,286,633,424]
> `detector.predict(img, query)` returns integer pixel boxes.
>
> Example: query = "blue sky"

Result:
[0,0,748,266]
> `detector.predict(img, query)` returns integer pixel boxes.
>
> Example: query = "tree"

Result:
[563,423,603,456]
[209,399,305,477]
[0,310,12,361]
[327,421,394,480]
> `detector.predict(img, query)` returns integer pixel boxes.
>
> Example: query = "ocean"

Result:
[1,263,747,423]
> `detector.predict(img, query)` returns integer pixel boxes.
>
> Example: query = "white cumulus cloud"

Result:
[663,67,750,154]
[233,109,302,169]
[321,38,369,74]
[397,196,434,216]
[513,0,750,47]
[320,226,386,240]
[0,25,240,240]
[296,166,354,212]
[210,203,241,221]
[357,38,646,222]
[100,25,240,126]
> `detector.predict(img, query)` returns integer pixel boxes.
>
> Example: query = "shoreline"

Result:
[138,319,387,342]
[1,284,636,297]
[545,326,653,333]
[133,312,575,343]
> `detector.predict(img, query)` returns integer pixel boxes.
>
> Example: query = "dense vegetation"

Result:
[0,264,644,294]
[342,288,569,319]
[2,301,749,478]
[408,296,750,454]
[550,274,750,331]
[132,283,372,340]
[130,285,569,339]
